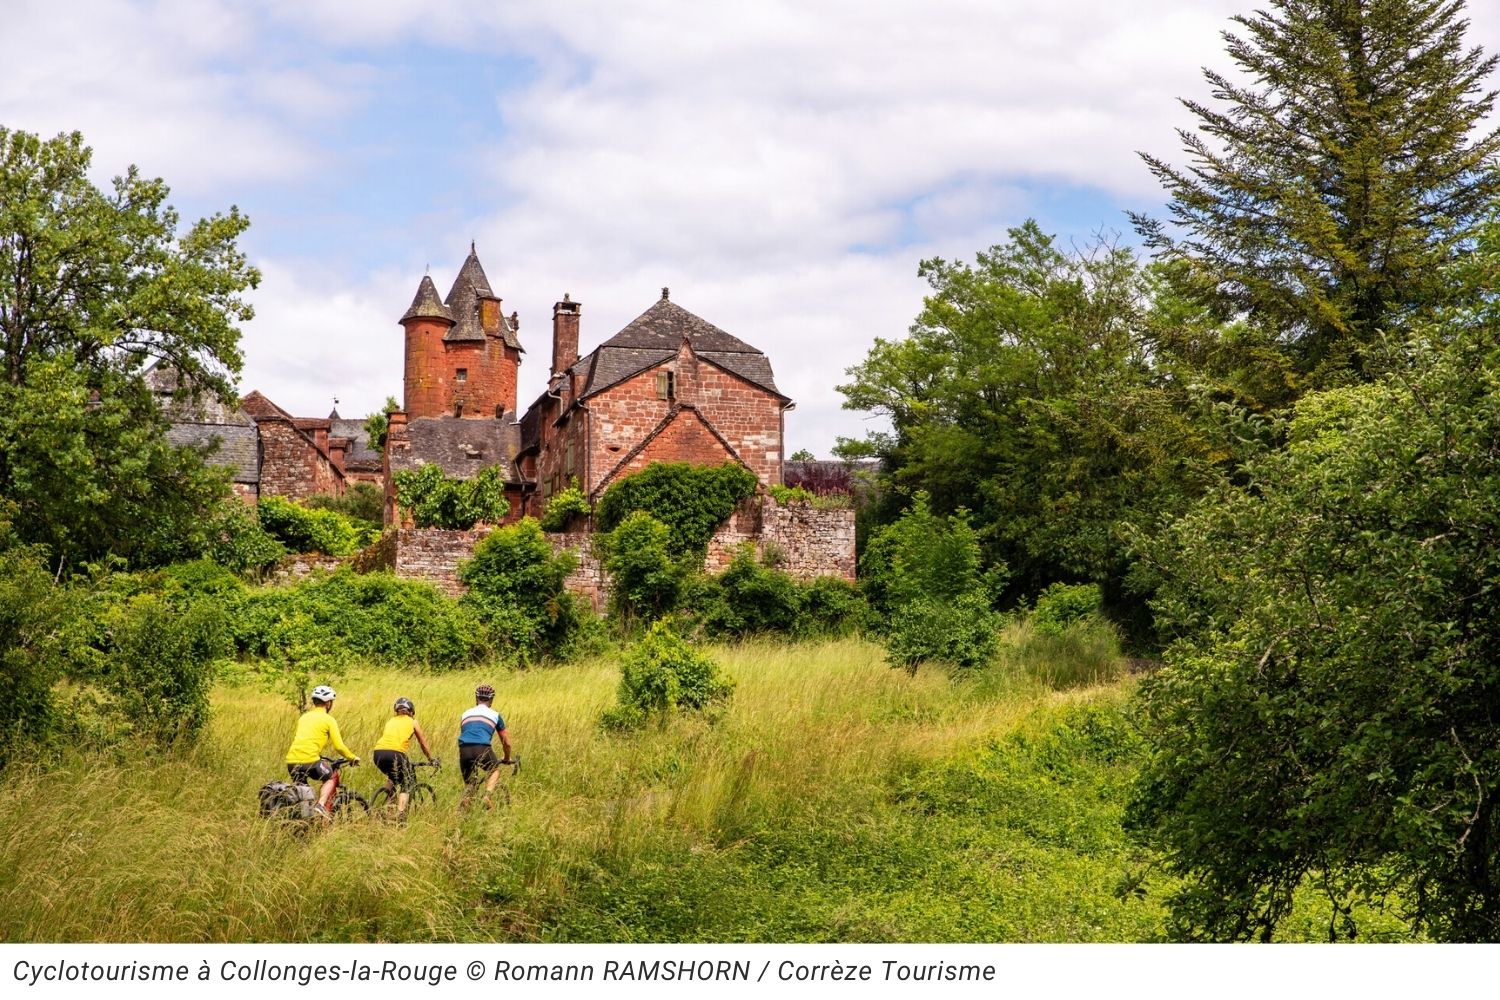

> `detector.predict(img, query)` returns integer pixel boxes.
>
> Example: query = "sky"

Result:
[4,0,1498,456]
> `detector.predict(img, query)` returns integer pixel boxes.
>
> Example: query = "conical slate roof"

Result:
[443,244,523,350]
[400,275,455,323]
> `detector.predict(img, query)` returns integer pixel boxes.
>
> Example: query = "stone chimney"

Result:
[552,294,581,378]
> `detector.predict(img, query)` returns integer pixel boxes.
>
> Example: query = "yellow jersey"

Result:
[284,707,357,764]
[372,715,417,754]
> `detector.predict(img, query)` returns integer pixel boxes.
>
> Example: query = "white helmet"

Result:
[311,685,337,702]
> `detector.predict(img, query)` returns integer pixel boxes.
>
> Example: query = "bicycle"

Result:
[260,757,367,823]
[459,753,521,810]
[370,759,441,813]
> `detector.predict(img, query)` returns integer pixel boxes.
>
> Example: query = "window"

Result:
[455,368,468,382]
[655,370,675,400]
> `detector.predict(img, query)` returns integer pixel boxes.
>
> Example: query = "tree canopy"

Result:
[1132,0,1500,389]
[837,222,1218,608]
[1129,317,1500,940]
[0,129,261,569]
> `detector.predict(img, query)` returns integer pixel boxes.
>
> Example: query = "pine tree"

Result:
[1132,0,1500,387]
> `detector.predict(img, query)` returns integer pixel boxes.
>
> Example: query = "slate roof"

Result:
[389,416,524,484]
[401,275,455,324]
[576,296,784,399]
[167,422,260,485]
[331,418,384,472]
[444,247,523,350]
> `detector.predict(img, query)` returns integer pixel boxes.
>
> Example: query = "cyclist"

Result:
[372,696,436,821]
[284,684,360,816]
[458,682,514,809]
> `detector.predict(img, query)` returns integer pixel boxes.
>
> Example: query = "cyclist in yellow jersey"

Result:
[284,684,359,815]
[372,697,435,820]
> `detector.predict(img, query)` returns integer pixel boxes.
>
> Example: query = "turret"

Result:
[400,274,455,418]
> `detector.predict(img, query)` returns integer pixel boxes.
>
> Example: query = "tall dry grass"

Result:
[0,637,1139,942]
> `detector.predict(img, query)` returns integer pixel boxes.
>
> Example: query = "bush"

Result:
[539,481,591,532]
[885,591,1001,673]
[257,496,373,556]
[598,511,684,625]
[603,620,734,729]
[677,547,867,640]
[1030,582,1103,637]
[768,484,852,510]
[861,492,1005,671]
[460,517,588,665]
[0,539,81,752]
[204,501,286,575]
[861,492,1003,620]
[393,463,509,530]
[99,596,230,747]
[231,569,486,690]
[304,482,384,525]
[596,462,758,555]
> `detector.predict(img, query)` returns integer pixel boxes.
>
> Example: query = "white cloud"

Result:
[13,0,1500,454]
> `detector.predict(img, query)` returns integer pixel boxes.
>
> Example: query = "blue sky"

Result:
[5,0,1497,454]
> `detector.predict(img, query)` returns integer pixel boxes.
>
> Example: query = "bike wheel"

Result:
[412,783,437,807]
[369,787,394,812]
[331,790,369,818]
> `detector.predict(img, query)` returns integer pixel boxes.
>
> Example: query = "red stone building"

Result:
[517,288,791,509]
[385,247,790,524]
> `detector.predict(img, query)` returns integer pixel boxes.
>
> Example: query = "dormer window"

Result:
[455,368,468,382]
[655,370,675,400]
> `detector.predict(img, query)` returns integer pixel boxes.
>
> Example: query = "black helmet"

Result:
[475,683,495,701]
[394,697,415,715]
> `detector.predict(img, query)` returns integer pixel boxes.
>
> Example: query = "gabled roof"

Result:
[401,275,454,324]
[442,246,523,350]
[389,416,525,484]
[576,296,783,399]
[330,418,384,472]
[167,423,260,485]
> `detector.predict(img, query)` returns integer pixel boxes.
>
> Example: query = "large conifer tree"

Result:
[1132,0,1500,387]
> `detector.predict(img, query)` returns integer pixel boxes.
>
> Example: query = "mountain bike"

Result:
[261,757,366,822]
[369,759,441,813]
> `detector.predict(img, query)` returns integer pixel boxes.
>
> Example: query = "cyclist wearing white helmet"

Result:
[284,684,359,815]
[372,696,435,821]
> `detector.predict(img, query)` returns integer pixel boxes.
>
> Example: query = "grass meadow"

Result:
[0,631,1412,942]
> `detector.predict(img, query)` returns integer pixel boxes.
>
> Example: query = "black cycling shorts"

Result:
[459,743,499,784]
[373,750,416,792]
[287,760,333,784]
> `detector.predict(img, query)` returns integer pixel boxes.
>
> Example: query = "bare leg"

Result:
[397,791,410,818]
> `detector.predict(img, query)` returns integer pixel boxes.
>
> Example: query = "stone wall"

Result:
[703,495,856,581]
[271,553,348,584]
[391,527,493,597]
[377,495,854,603]
[544,530,608,612]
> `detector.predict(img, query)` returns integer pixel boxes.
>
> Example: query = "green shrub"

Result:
[539,481,591,532]
[885,591,1001,673]
[460,517,588,665]
[768,483,852,510]
[257,496,373,556]
[393,463,509,530]
[603,620,734,729]
[598,511,684,625]
[0,538,81,752]
[676,547,867,640]
[204,501,286,575]
[1030,582,1103,637]
[595,462,757,555]
[304,482,385,525]
[231,569,485,687]
[99,596,230,747]
[861,492,1003,620]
